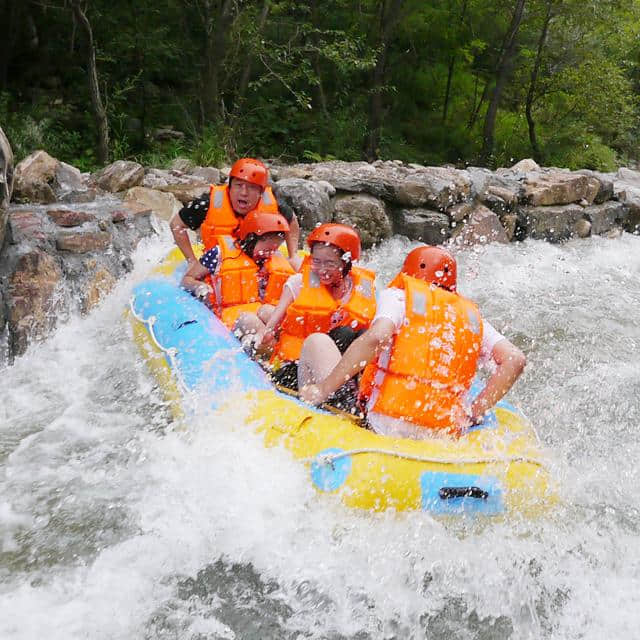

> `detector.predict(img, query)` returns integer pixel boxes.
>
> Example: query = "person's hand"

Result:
[300,383,326,405]
[195,282,213,299]
[255,326,276,351]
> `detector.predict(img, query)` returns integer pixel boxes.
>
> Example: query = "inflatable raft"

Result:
[128,249,556,517]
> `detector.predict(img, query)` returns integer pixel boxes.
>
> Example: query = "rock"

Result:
[171,157,196,173]
[91,160,144,192]
[58,188,99,204]
[47,209,95,227]
[583,201,628,236]
[480,193,511,217]
[576,169,613,204]
[6,249,64,356]
[485,184,518,207]
[501,213,518,241]
[0,289,5,334]
[13,150,58,203]
[8,209,52,247]
[273,178,332,229]
[616,167,640,186]
[82,265,116,313]
[315,180,336,198]
[394,208,450,243]
[332,193,392,247]
[451,204,510,247]
[55,161,85,195]
[391,166,471,209]
[1,126,14,249]
[574,219,592,238]
[56,231,111,253]
[190,166,221,184]
[446,201,475,223]
[123,186,182,221]
[517,203,585,242]
[523,171,596,206]
[157,183,209,205]
[509,158,540,173]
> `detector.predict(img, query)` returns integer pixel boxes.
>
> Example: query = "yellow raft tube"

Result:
[128,248,556,518]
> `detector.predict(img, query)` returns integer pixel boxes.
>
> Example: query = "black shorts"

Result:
[270,326,364,414]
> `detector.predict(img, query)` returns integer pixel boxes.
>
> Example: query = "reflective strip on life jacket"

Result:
[362,274,482,432]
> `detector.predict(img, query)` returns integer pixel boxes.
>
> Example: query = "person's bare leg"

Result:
[298,333,342,388]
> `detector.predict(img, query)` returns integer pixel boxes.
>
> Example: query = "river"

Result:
[1,228,639,639]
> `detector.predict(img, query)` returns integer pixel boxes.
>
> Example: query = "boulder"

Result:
[273,178,332,229]
[332,193,392,248]
[509,158,540,173]
[123,186,182,221]
[616,167,640,186]
[170,157,196,173]
[82,264,117,313]
[157,183,209,205]
[576,169,613,204]
[517,204,585,242]
[13,150,58,203]
[451,204,510,247]
[464,166,523,200]
[574,219,592,238]
[447,201,475,223]
[47,209,95,227]
[391,166,471,209]
[522,171,596,206]
[91,160,144,192]
[393,208,450,243]
[583,201,628,236]
[7,209,52,248]
[1,127,15,249]
[501,213,518,241]
[56,231,111,253]
[190,166,221,184]
[6,249,64,356]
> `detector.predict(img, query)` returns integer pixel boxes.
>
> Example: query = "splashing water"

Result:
[1,229,640,639]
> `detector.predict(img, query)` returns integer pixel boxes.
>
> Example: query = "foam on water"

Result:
[1,228,640,639]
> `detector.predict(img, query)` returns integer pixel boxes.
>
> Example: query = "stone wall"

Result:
[3,146,640,364]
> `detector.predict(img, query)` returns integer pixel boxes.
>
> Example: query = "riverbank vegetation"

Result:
[1,0,638,171]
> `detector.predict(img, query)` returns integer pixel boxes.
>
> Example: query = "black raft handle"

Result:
[438,486,489,501]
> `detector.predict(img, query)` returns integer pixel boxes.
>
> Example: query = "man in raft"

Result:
[169,157,302,270]
[300,245,526,437]
[253,223,377,411]
[180,210,295,332]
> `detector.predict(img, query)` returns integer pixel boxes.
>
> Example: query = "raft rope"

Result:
[128,296,191,396]
[312,447,548,470]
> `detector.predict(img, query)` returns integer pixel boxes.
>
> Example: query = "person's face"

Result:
[253,234,284,261]
[229,177,262,215]
[311,244,344,286]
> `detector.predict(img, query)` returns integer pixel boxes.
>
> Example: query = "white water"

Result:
[1,229,640,639]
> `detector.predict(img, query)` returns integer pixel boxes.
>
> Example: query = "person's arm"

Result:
[170,213,198,265]
[180,261,212,298]
[299,318,396,404]
[468,339,526,423]
[254,286,294,350]
[285,213,302,271]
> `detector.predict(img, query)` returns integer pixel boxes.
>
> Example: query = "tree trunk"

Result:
[480,0,526,164]
[71,0,109,164]
[442,0,468,124]
[363,0,406,161]
[234,0,270,116]
[525,0,554,163]
[200,0,235,124]
[0,0,23,91]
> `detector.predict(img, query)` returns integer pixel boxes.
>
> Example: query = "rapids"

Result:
[1,227,639,639]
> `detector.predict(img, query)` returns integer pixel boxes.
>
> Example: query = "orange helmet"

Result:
[401,245,457,291]
[229,158,268,189]
[237,210,289,241]
[306,223,361,261]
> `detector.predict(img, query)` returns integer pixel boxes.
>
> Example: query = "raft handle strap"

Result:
[439,486,488,500]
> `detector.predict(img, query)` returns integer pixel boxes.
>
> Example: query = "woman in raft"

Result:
[250,223,378,412]
[180,209,295,332]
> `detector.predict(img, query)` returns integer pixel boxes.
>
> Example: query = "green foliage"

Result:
[1,0,639,170]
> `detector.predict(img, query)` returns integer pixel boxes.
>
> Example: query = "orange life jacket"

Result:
[206,235,294,328]
[200,184,279,251]
[274,261,377,363]
[359,273,482,433]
